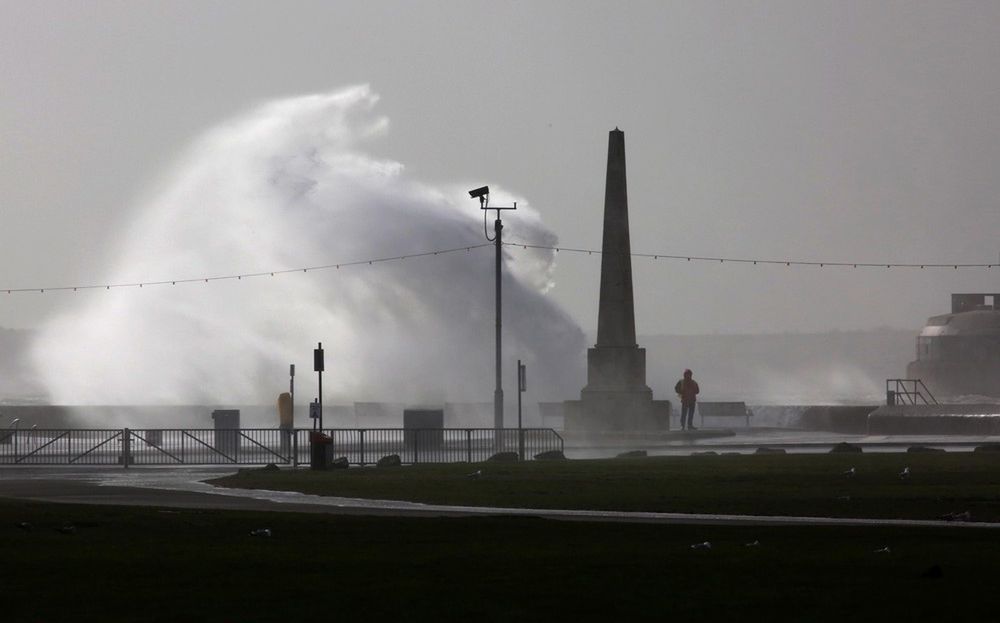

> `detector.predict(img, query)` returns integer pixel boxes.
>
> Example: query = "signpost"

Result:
[517,360,526,461]
[309,400,321,430]
[289,364,295,426]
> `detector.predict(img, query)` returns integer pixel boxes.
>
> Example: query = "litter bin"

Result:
[403,409,444,454]
[310,431,333,470]
[212,409,240,457]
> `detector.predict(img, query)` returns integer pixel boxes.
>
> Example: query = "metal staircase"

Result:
[886,378,939,405]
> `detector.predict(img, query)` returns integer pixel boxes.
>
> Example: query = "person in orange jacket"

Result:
[674,369,700,431]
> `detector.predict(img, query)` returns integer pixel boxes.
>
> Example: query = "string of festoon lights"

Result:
[2,240,996,295]
[504,242,999,270]
[1,244,493,294]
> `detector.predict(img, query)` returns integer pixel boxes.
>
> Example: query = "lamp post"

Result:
[469,186,516,439]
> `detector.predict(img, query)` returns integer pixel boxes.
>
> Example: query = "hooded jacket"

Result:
[674,375,700,405]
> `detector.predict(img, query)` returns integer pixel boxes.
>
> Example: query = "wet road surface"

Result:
[2,466,999,529]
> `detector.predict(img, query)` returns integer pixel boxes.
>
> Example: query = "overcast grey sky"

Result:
[2,0,998,335]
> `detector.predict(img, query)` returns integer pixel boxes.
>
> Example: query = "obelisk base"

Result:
[564,345,669,432]
[572,390,670,432]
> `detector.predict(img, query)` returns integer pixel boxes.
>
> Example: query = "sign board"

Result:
[309,401,321,420]
[314,347,324,372]
[518,362,527,392]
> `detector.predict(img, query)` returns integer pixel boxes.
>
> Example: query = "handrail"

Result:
[886,378,939,406]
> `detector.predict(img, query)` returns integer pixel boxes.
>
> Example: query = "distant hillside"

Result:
[639,329,916,404]
[3,325,918,407]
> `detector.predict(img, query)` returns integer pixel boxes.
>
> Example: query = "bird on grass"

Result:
[899,466,911,480]
[874,546,891,554]
[842,467,856,478]
[466,469,482,479]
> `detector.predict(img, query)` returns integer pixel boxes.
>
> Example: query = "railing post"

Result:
[414,429,419,465]
[359,429,365,466]
[329,429,335,465]
[122,428,130,469]
[292,430,299,467]
[466,429,472,463]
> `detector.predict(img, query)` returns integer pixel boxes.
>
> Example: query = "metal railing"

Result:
[0,427,563,467]
[886,378,939,406]
[302,428,563,466]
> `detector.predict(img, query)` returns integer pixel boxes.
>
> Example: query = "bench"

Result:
[697,402,752,428]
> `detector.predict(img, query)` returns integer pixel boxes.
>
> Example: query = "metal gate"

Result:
[0,427,563,467]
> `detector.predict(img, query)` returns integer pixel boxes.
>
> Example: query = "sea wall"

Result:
[868,404,1000,435]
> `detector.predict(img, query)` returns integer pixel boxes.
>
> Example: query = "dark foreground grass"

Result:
[3,498,1000,622]
[211,452,1000,522]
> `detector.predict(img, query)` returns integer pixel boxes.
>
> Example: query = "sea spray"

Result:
[31,86,585,409]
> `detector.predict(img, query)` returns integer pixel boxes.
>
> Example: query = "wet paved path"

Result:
[2,466,1000,529]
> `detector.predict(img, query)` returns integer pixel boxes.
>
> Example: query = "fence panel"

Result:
[0,429,124,465]
[298,427,563,466]
[127,429,294,465]
[1,427,562,467]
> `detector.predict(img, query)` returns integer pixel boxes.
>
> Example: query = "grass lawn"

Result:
[3,498,1000,622]
[210,452,1000,522]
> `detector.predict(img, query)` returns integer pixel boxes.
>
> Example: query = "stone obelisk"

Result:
[566,129,668,432]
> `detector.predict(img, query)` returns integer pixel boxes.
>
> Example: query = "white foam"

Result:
[31,86,585,410]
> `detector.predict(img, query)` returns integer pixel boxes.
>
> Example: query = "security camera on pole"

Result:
[469,186,516,444]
